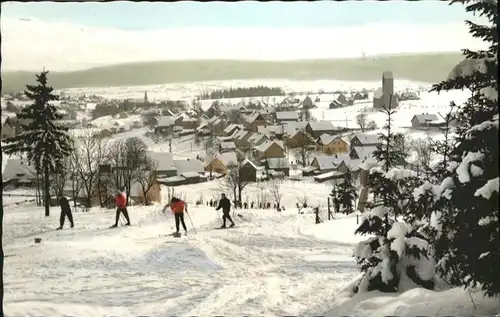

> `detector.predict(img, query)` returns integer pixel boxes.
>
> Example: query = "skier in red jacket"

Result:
[163,197,188,235]
[111,189,131,227]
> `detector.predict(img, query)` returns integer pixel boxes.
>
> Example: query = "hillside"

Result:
[1,52,462,93]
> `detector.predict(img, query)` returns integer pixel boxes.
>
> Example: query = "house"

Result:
[219,141,237,153]
[310,154,349,174]
[305,121,339,139]
[337,93,347,105]
[239,159,259,182]
[337,159,362,178]
[181,117,198,130]
[411,114,442,129]
[129,180,161,205]
[285,129,314,148]
[98,128,113,139]
[154,116,175,136]
[233,130,254,150]
[353,92,367,100]
[265,158,290,176]
[316,134,349,154]
[147,151,177,178]
[254,140,286,160]
[329,100,344,109]
[275,111,299,124]
[174,116,184,126]
[208,117,226,136]
[245,112,267,132]
[173,158,204,175]
[196,123,211,136]
[373,71,399,109]
[224,123,243,136]
[350,133,382,147]
[349,146,378,161]
[2,158,37,188]
[246,133,269,148]
[205,151,239,175]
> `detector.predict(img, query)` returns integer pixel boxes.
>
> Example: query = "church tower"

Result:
[382,71,394,108]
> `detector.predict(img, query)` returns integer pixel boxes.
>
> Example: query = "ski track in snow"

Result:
[4,204,360,317]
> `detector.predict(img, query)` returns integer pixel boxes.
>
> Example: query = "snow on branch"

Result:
[456,151,486,183]
[474,177,499,199]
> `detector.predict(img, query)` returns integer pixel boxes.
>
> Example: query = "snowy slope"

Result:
[4,182,499,316]
[3,202,361,317]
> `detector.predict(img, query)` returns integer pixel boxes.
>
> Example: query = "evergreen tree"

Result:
[337,169,358,214]
[3,71,73,217]
[354,100,434,293]
[416,0,499,296]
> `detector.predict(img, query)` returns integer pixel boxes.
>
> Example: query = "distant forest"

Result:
[198,86,286,100]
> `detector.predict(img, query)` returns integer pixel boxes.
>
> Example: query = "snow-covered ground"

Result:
[3,181,362,317]
[4,180,499,317]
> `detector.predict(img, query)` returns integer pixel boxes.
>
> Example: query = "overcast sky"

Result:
[1,1,486,71]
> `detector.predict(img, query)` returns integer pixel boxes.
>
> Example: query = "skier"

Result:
[111,189,131,227]
[57,195,74,230]
[163,197,188,236]
[243,201,248,209]
[216,193,235,228]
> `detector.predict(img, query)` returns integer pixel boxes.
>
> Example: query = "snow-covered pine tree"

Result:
[337,168,358,215]
[415,0,499,297]
[354,99,436,293]
[3,71,73,217]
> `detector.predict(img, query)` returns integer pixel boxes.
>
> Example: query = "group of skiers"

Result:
[56,188,235,234]
[57,188,131,230]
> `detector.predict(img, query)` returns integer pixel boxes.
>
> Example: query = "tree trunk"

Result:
[44,164,50,217]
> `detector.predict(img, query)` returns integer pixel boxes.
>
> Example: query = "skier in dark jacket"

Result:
[216,193,235,228]
[57,196,74,230]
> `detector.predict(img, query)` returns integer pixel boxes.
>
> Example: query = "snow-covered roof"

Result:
[220,141,236,149]
[224,123,242,134]
[307,121,336,132]
[173,159,203,174]
[350,146,378,161]
[312,154,349,170]
[254,140,284,153]
[314,170,344,181]
[373,87,383,99]
[318,133,336,145]
[352,133,382,145]
[215,152,238,167]
[411,114,440,125]
[247,133,267,145]
[147,151,175,171]
[181,171,200,179]
[157,116,174,127]
[242,158,258,169]
[275,111,299,121]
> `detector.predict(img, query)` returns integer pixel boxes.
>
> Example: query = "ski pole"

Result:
[215,208,222,223]
[186,212,197,234]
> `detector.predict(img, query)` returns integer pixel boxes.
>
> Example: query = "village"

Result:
[1,71,460,212]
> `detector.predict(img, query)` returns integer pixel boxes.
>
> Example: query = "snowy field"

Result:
[4,180,500,317]
[58,79,439,102]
